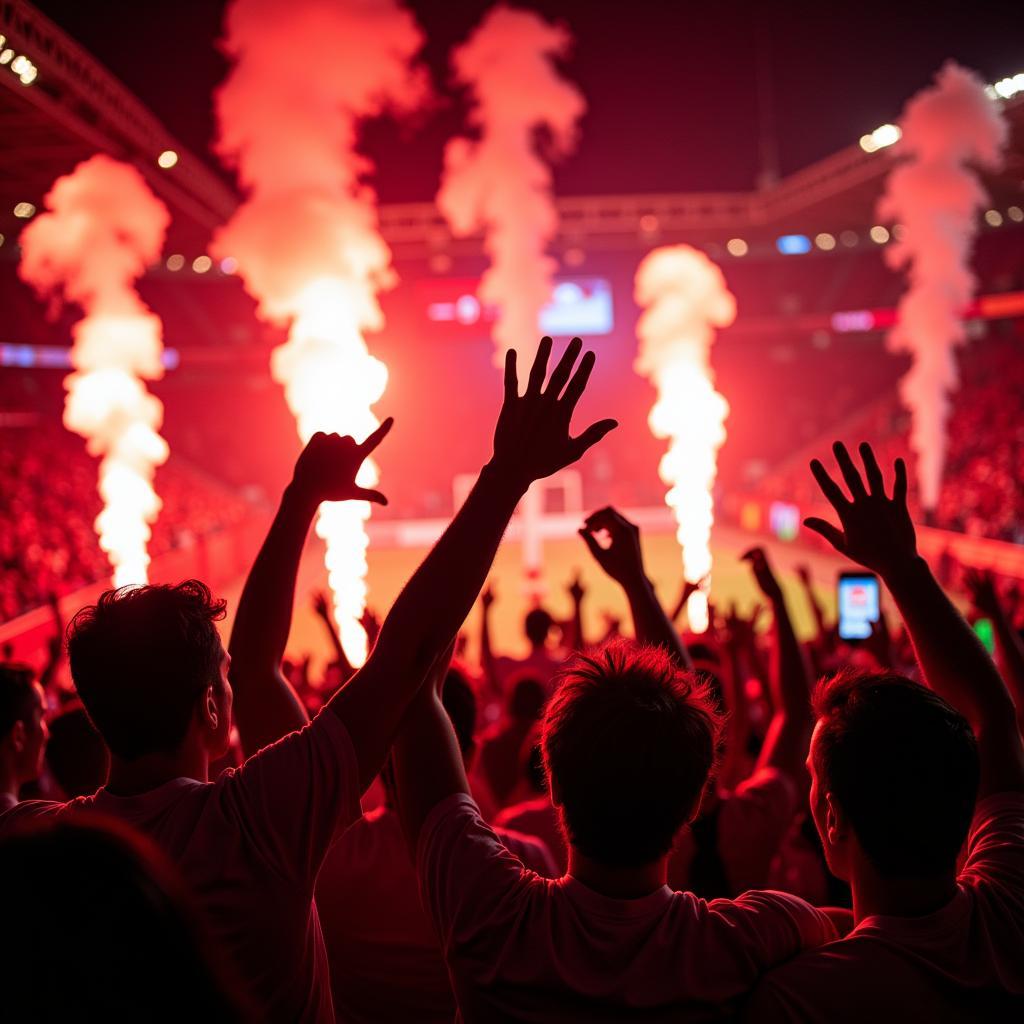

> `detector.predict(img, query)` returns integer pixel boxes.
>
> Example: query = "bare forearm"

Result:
[374,465,522,680]
[392,692,471,849]
[623,576,692,669]
[229,485,311,749]
[887,558,1015,728]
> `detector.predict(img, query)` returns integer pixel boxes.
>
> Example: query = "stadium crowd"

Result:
[0,425,254,621]
[754,330,1024,543]
[1,337,1022,1022]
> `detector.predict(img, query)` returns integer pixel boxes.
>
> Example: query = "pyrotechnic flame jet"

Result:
[879,61,1007,513]
[634,246,736,634]
[19,155,171,587]
[437,4,585,370]
[213,0,425,665]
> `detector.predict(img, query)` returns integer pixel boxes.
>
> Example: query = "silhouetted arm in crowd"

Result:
[349,337,617,798]
[742,548,813,781]
[806,441,1024,797]
[229,423,392,756]
[479,582,499,692]
[670,576,707,626]
[38,593,64,693]
[579,507,692,670]
[965,567,1024,736]
[719,604,756,790]
[565,573,587,651]
[313,590,355,680]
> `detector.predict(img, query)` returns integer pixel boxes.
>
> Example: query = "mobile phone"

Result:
[974,617,995,656]
[837,572,880,641]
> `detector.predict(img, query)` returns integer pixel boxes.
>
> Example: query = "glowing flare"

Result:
[437,5,584,368]
[213,0,424,665]
[879,63,1007,511]
[635,246,736,633]
[18,156,170,586]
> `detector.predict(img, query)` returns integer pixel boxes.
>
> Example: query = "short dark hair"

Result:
[812,669,979,877]
[67,581,226,761]
[525,608,553,646]
[441,666,477,757]
[45,704,110,798]
[0,664,36,738]
[542,640,723,868]
[508,674,548,720]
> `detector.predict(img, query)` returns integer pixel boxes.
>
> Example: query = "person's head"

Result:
[0,664,48,787]
[0,816,249,1021]
[525,607,554,648]
[507,674,547,723]
[441,665,478,763]
[809,668,979,882]
[519,722,546,795]
[67,581,231,763]
[542,640,723,868]
[45,703,110,798]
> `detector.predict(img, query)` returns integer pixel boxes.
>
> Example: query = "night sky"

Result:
[33,0,1024,200]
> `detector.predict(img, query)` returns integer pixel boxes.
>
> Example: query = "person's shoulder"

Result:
[0,796,85,830]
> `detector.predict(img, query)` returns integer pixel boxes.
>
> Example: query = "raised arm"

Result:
[579,507,692,670]
[479,582,499,693]
[742,547,813,781]
[313,590,355,681]
[228,424,391,756]
[805,441,1024,797]
[565,573,587,651]
[332,337,617,793]
[965,567,1024,737]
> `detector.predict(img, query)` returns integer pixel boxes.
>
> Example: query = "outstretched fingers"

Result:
[803,516,845,551]
[354,487,388,506]
[503,348,519,401]
[543,336,583,399]
[526,336,553,395]
[892,457,908,507]
[571,418,618,459]
[560,350,597,413]
[833,442,867,500]
[810,458,850,513]
[359,416,394,456]
[859,442,885,496]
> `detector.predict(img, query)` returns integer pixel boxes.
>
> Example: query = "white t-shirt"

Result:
[743,792,1024,1022]
[418,793,838,1022]
[0,709,361,1024]
[318,804,557,1024]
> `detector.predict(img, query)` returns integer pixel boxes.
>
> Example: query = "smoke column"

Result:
[635,246,736,633]
[214,0,424,665]
[438,4,584,368]
[19,155,170,587]
[879,61,1007,511]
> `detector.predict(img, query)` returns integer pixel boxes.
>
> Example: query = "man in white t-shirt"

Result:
[1,337,616,1022]
[743,442,1024,1021]
[392,507,842,1021]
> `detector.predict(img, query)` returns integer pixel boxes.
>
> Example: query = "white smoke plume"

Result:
[19,154,170,587]
[214,0,424,665]
[879,61,1007,511]
[635,246,736,633]
[438,4,585,367]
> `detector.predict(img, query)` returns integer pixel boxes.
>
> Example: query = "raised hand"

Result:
[741,546,783,602]
[312,590,332,621]
[480,582,497,610]
[291,418,394,506]
[568,573,585,604]
[804,442,918,580]
[964,567,1002,620]
[491,336,617,490]
[579,506,646,589]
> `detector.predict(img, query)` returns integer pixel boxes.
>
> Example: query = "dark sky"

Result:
[35,0,1024,201]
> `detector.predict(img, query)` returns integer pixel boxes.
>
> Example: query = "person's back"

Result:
[0,816,250,1022]
[403,641,839,1021]
[0,581,362,1023]
[744,672,1024,1022]
[317,668,556,1023]
[748,443,1024,1022]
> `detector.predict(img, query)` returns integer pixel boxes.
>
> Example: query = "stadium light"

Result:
[166,254,185,271]
[987,73,1024,100]
[157,150,179,169]
[726,238,748,256]
[984,209,1003,227]
[869,225,890,244]
[192,255,212,274]
[776,234,811,255]
[13,202,35,218]
[815,232,836,251]
[859,123,901,153]
[1008,206,1024,223]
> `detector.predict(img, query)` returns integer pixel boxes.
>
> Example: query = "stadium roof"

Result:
[1,0,1023,270]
